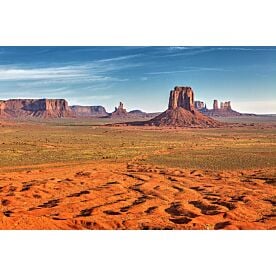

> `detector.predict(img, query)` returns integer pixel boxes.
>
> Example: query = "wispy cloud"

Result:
[0,67,85,81]
[146,67,230,75]
[0,57,138,83]
[168,46,192,51]
[159,46,276,58]
[96,54,143,63]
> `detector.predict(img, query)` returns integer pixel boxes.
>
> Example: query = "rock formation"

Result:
[194,101,205,110]
[220,101,231,110]
[148,86,220,127]
[213,100,219,110]
[110,102,128,117]
[195,99,241,117]
[71,105,108,117]
[168,86,194,111]
[0,99,73,118]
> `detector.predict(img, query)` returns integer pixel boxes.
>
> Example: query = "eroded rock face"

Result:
[147,86,220,128]
[194,101,205,110]
[201,100,240,117]
[111,102,128,117]
[0,99,73,118]
[71,105,108,117]
[220,101,231,110]
[0,101,6,116]
[168,86,195,112]
[213,100,219,110]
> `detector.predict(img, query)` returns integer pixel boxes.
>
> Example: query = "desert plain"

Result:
[0,116,275,230]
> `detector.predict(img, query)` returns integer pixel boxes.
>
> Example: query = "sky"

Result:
[0,46,275,114]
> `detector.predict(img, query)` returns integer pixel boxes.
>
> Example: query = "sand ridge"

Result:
[0,161,275,230]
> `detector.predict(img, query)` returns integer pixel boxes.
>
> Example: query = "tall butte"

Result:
[148,86,220,127]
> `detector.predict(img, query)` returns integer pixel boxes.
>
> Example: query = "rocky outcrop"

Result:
[196,99,241,117]
[147,86,220,127]
[111,102,128,117]
[71,105,108,117]
[213,100,219,110]
[194,101,205,110]
[0,101,7,117]
[168,86,195,111]
[0,99,73,118]
[220,101,231,110]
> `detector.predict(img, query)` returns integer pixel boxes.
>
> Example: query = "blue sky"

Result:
[0,46,275,113]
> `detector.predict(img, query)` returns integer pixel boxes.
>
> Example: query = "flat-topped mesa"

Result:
[0,99,73,118]
[71,105,108,117]
[168,86,195,112]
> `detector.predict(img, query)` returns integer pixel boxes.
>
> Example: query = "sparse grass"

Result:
[0,119,275,171]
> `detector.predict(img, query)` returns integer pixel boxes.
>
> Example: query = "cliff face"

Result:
[71,105,108,117]
[213,100,219,110]
[148,86,220,127]
[168,86,195,111]
[0,101,6,116]
[0,99,73,118]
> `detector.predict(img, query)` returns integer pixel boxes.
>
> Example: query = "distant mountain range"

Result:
[0,97,265,120]
[0,98,160,119]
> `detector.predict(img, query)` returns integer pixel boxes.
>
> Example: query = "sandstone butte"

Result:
[110,102,128,117]
[148,86,221,127]
[195,99,241,117]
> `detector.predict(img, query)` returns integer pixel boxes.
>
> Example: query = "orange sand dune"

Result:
[0,161,275,230]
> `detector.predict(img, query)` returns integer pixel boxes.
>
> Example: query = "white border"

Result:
[0,0,276,46]
[0,231,275,276]
[0,1,275,276]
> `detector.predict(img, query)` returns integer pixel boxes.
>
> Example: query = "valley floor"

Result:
[0,119,275,229]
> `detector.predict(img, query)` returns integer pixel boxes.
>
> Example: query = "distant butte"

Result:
[195,99,241,117]
[71,105,108,117]
[110,102,128,117]
[0,99,73,118]
[147,86,221,127]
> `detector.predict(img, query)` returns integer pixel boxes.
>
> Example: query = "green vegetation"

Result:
[1,119,275,171]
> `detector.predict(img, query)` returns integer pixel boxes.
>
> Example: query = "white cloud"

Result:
[0,66,87,81]
[0,53,141,83]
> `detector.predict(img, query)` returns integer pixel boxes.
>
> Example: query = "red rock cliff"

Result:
[0,99,73,118]
[168,86,195,112]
